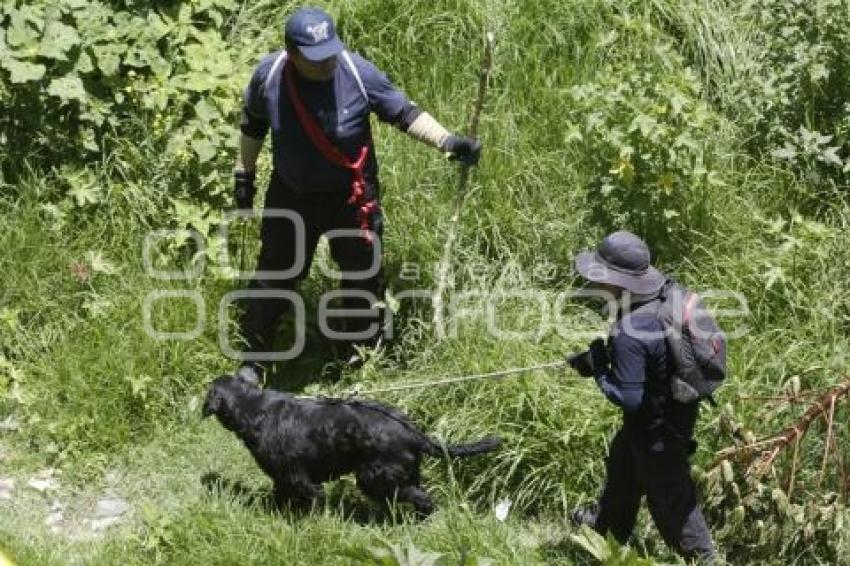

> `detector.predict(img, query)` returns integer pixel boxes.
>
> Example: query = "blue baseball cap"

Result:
[284,7,344,62]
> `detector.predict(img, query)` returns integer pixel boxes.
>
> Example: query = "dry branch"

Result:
[714,378,850,480]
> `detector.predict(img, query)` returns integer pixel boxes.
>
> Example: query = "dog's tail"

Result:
[424,436,502,458]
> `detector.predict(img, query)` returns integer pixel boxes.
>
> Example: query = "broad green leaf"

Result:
[6,9,42,51]
[191,137,216,163]
[819,146,842,167]
[674,132,699,151]
[172,199,212,235]
[141,88,169,111]
[770,144,797,162]
[75,51,94,74]
[47,75,87,103]
[809,63,829,82]
[80,97,112,126]
[6,25,39,54]
[39,20,80,60]
[1,58,46,83]
[182,43,212,72]
[183,37,232,76]
[659,172,677,194]
[176,71,218,92]
[629,113,657,138]
[123,45,152,68]
[144,12,172,41]
[207,8,224,28]
[92,43,124,76]
[668,90,689,116]
[203,53,229,77]
[194,99,220,122]
[68,183,100,207]
[569,525,608,560]
[61,0,90,9]
[149,54,171,79]
[85,250,118,274]
[80,128,99,151]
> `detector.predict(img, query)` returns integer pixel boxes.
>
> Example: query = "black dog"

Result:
[202,375,500,516]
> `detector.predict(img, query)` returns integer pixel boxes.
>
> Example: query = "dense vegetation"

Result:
[1,0,849,563]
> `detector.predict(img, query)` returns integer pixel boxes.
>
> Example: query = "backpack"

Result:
[657,280,727,403]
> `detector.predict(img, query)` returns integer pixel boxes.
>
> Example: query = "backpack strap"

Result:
[264,50,288,93]
[259,49,369,134]
[263,50,368,103]
[261,51,288,132]
[341,50,369,103]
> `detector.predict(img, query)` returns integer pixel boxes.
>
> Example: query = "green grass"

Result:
[2,0,850,564]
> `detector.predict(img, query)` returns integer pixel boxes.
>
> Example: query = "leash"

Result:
[238,216,248,284]
[433,31,495,339]
[344,359,568,398]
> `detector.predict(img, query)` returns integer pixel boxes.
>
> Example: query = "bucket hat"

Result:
[575,231,666,294]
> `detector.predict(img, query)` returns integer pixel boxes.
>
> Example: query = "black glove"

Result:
[441,135,482,166]
[233,169,256,209]
[588,337,610,379]
[566,350,594,378]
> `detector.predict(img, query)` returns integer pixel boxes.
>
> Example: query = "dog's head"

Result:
[202,375,253,429]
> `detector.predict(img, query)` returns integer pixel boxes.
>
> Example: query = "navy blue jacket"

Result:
[595,298,699,445]
[241,51,411,193]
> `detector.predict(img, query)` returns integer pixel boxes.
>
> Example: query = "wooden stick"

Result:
[817,395,836,488]
[433,32,495,340]
[786,433,801,500]
[841,397,849,502]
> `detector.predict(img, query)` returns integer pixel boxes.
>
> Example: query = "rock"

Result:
[27,469,58,492]
[45,511,64,529]
[89,516,122,532]
[86,497,131,534]
[94,497,130,519]
[0,478,14,500]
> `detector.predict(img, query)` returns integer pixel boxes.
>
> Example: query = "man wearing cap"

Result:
[568,231,716,562]
[232,7,482,383]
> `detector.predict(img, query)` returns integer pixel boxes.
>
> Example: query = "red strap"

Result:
[284,62,375,244]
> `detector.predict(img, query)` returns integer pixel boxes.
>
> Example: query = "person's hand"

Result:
[588,337,610,378]
[566,350,594,378]
[234,169,256,209]
[441,135,482,166]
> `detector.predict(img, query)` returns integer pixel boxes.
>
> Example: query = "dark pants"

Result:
[593,425,715,561]
[238,176,384,358]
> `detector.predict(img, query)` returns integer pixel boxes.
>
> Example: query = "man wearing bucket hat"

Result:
[568,231,716,562]
[232,7,482,384]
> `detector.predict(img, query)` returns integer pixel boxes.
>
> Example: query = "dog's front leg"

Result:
[273,472,324,513]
